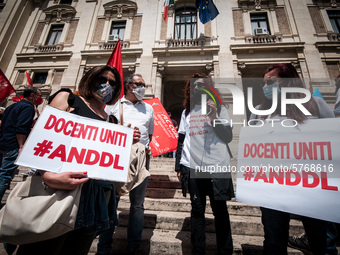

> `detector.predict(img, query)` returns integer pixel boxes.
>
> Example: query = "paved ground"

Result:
[0,244,8,255]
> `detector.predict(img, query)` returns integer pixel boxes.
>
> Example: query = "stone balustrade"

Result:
[34,43,64,52]
[246,34,282,44]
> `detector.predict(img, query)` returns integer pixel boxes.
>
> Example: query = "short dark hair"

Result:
[23,87,39,98]
[78,65,122,105]
[124,74,143,95]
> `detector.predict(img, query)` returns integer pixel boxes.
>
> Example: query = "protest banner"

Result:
[236,118,340,223]
[144,98,178,157]
[16,105,133,182]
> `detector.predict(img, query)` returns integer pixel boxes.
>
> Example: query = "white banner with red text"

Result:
[16,105,133,182]
[236,118,340,223]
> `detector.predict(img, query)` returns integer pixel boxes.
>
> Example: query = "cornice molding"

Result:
[238,0,276,11]
[103,0,137,19]
[43,4,76,23]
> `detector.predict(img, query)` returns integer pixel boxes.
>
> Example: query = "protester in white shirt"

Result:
[175,73,234,254]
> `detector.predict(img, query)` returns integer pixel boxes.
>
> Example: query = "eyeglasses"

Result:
[130,82,145,88]
[97,76,117,87]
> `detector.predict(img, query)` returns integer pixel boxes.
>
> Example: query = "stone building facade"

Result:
[1,0,340,126]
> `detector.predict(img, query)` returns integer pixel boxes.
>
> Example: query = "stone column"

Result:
[155,65,164,101]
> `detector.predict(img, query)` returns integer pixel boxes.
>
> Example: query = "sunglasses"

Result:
[194,82,207,88]
[130,82,145,88]
[97,76,117,87]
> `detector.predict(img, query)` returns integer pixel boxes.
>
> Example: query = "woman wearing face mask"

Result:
[175,73,234,255]
[249,63,331,255]
[16,65,140,255]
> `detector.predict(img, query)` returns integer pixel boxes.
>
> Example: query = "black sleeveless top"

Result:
[68,93,118,124]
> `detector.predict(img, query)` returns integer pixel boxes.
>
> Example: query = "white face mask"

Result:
[131,86,146,100]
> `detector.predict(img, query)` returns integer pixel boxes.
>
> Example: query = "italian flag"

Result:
[163,0,174,22]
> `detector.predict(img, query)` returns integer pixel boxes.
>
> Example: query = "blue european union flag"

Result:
[196,0,219,24]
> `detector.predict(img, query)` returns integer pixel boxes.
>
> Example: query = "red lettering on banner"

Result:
[264,143,271,158]
[244,143,290,159]
[285,170,301,186]
[66,147,86,164]
[55,118,66,133]
[113,154,124,170]
[115,132,127,147]
[44,114,100,141]
[84,150,100,165]
[293,143,302,159]
[77,124,87,139]
[327,142,332,160]
[321,172,338,191]
[106,129,116,144]
[268,169,284,185]
[304,142,313,160]
[99,152,114,167]
[247,169,338,191]
[293,142,332,160]
[47,144,66,162]
[100,129,108,142]
[244,144,250,157]
[70,122,80,137]
[63,121,74,136]
[254,168,268,182]
[302,171,320,188]
[258,143,264,158]
[44,115,57,130]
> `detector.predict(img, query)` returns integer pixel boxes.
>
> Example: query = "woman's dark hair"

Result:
[183,73,222,116]
[78,65,122,105]
[259,63,319,123]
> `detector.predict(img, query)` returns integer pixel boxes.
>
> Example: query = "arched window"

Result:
[174,8,197,40]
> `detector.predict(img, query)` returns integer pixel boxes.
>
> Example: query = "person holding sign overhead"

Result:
[16,65,140,255]
[249,63,330,255]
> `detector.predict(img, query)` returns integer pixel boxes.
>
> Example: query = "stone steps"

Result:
[119,196,260,216]
[88,227,303,255]
[115,209,304,237]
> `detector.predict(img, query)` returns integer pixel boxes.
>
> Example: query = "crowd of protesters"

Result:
[0,63,338,255]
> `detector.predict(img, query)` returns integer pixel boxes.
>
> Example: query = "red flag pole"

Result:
[25,71,33,87]
[106,39,124,125]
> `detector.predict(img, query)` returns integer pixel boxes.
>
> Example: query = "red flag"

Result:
[12,95,23,102]
[25,71,33,86]
[144,98,179,157]
[0,69,15,103]
[107,39,124,99]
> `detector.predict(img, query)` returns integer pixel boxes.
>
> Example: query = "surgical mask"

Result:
[94,83,114,103]
[132,86,145,100]
[262,82,281,100]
